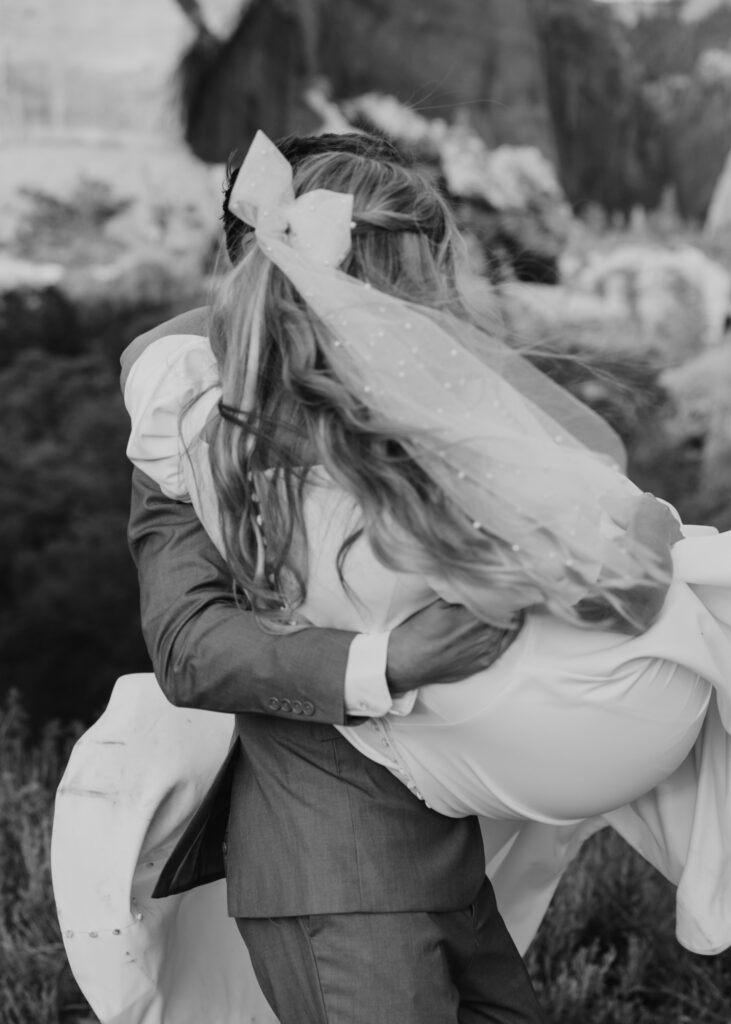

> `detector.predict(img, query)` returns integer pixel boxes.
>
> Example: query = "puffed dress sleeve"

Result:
[124,334,221,502]
[124,333,226,553]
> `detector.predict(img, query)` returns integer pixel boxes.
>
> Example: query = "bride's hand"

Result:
[386,600,517,695]
[597,493,683,635]
[605,492,683,552]
[626,493,684,551]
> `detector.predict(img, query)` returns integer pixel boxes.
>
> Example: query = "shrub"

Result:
[4,696,731,1023]
[0,694,82,1024]
[528,829,731,1022]
[0,350,149,726]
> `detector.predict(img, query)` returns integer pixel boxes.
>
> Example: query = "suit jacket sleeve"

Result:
[128,467,354,724]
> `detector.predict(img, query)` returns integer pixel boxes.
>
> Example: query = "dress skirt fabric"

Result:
[53,529,731,1022]
[51,675,277,1024]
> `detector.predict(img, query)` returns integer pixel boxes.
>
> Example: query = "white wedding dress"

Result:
[53,334,731,1024]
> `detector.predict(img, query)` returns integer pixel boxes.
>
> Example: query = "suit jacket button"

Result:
[267,697,281,711]
[302,701,315,716]
[291,700,303,715]
[280,699,292,713]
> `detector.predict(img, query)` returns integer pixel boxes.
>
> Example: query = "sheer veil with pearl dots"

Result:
[225,131,652,626]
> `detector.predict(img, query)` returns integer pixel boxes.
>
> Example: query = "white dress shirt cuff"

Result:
[344,633,418,718]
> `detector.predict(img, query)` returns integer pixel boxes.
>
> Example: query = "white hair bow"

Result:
[228,130,354,269]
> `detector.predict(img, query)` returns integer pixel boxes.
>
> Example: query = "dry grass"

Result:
[3,694,731,1024]
[0,695,82,1024]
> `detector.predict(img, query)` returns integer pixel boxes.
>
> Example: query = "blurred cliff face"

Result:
[174,0,731,220]
[0,0,242,138]
[177,0,556,163]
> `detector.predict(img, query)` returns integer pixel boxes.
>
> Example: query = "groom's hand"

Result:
[386,600,516,696]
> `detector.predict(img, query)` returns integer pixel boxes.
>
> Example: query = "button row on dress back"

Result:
[248,470,287,600]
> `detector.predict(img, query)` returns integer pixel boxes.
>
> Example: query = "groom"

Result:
[126,132,546,1024]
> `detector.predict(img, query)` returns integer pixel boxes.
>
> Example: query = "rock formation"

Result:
[175,0,556,164]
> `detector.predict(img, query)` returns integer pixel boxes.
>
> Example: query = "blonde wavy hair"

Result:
[207,140,667,632]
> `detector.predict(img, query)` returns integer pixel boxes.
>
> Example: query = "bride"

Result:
[53,131,731,1024]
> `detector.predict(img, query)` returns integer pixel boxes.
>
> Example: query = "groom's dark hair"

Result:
[221,132,407,264]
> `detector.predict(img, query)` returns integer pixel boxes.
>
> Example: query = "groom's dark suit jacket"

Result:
[129,468,486,918]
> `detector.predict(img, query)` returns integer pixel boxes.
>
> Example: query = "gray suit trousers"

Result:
[237,879,546,1024]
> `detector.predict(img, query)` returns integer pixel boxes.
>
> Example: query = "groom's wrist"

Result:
[344,633,394,714]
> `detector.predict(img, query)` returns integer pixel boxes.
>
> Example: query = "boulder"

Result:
[660,344,731,525]
[572,245,731,360]
[338,95,572,284]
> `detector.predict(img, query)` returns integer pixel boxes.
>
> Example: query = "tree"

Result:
[535,0,666,213]
[173,0,556,164]
[0,350,149,724]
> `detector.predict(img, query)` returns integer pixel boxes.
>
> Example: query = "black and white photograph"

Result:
[3,1,731,1022]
